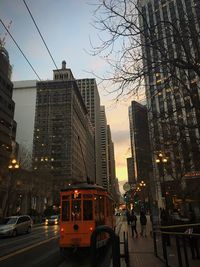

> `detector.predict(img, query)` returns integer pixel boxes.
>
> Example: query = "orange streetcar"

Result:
[59,182,115,251]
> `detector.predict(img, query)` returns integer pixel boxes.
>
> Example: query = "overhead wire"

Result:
[0,18,41,81]
[23,0,59,71]
[1,0,62,80]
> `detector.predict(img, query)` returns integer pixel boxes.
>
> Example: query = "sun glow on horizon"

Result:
[116,166,128,181]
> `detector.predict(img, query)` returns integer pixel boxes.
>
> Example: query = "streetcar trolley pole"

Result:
[90,225,120,267]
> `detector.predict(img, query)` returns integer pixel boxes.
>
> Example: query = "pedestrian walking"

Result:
[129,210,138,238]
[126,209,131,225]
[140,211,147,237]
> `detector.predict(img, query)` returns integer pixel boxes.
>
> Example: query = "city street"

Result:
[0,224,62,267]
[0,217,124,267]
[1,214,199,267]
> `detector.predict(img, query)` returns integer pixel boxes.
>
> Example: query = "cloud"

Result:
[89,57,108,72]
[112,129,130,144]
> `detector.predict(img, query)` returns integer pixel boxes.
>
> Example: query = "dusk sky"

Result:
[0,0,141,184]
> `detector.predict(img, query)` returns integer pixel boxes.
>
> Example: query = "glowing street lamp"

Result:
[139,180,146,187]
[136,186,141,192]
[8,159,20,169]
[5,158,20,216]
[155,152,169,213]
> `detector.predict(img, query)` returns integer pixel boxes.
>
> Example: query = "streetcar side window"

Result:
[62,200,70,221]
[94,195,100,223]
[106,197,109,216]
[83,200,93,220]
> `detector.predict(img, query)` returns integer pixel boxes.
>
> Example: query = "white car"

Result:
[0,215,33,237]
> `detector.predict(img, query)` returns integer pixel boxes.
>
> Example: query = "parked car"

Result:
[0,215,33,237]
[45,215,60,225]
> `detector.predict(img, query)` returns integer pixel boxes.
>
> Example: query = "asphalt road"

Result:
[0,224,62,267]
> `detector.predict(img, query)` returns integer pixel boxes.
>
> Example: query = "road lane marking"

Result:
[0,228,59,248]
[0,236,58,262]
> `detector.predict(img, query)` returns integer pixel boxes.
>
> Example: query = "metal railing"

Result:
[90,225,129,267]
[152,223,200,267]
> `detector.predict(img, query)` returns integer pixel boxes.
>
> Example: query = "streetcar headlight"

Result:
[73,224,79,231]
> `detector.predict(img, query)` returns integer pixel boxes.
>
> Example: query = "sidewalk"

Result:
[119,215,165,267]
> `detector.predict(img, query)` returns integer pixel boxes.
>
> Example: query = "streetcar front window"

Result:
[72,191,81,199]
[71,200,81,221]
[62,200,70,221]
[83,200,93,220]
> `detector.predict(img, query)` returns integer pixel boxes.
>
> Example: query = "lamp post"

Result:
[4,159,20,216]
[155,153,169,214]
[139,180,146,205]
[139,180,147,213]
[139,181,146,200]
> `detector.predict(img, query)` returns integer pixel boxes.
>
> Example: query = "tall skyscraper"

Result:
[32,61,95,203]
[0,46,17,169]
[127,157,136,185]
[0,44,18,217]
[107,125,116,194]
[100,106,109,190]
[76,78,101,184]
[13,80,37,169]
[139,0,200,206]
[129,101,152,183]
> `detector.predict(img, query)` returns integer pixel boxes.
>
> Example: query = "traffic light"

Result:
[124,193,130,203]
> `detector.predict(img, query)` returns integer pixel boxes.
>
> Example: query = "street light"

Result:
[8,159,20,169]
[139,180,147,205]
[139,180,146,187]
[155,152,169,213]
[5,158,20,216]
[136,186,141,192]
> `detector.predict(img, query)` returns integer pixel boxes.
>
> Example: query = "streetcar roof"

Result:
[60,182,107,192]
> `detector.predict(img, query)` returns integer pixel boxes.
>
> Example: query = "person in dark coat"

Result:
[160,208,170,246]
[140,212,147,237]
[126,210,131,225]
[129,210,138,238]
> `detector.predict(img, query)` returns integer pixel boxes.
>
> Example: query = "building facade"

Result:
[32,61,95,203]
[100,106,109,190]
[13,80,37,169]
[76,78,101,184]
[107,125,117,195]
[0,45,18,217]
[139,0,200,210]
[126,157,136,185]
[0,46,17,169]
[129,101,152,183]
